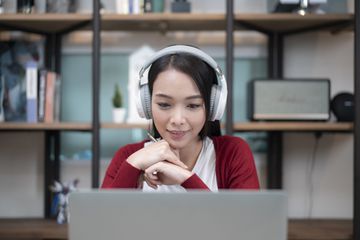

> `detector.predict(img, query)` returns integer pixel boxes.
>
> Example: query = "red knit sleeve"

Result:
[101,143,143,189]
[181,174,210,191]
[227,138,260,189]
[214,136,260,189]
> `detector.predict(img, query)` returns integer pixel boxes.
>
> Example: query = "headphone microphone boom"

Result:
[136,45,228,121]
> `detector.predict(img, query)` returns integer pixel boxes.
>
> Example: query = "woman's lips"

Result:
[168,130,187,140]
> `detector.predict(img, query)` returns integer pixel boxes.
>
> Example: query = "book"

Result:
[37,69,47,122]
[44,71,56,123]
[0,75,4,122]
[54,74,61,122]
[25,61,38,123]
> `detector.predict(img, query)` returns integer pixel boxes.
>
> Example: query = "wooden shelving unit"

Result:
[101,13,354,32]
[0,218,352,240]
[1,13,351,33]
[0,14,91,33]
[99,122,354,132]
[0,2,358,238]
[101,13,225,31]
[101,122,148,129]
[233,122,353,132]
[0,122,91,131]
[235,13,354,32]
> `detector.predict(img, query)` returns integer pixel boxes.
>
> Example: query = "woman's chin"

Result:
[163,135,189,149]
[165,138,186,149]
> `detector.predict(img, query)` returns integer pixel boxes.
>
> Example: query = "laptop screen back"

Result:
[69,190,287,240]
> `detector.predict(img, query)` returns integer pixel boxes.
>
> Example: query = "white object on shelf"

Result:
[112,108,126,123]
[127,45,155,124]
[280,0,326,3]
[115,0,129,14]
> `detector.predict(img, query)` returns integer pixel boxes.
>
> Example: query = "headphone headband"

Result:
[139,45,223,86]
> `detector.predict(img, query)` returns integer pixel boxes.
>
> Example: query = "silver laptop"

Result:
[69,190,287,240]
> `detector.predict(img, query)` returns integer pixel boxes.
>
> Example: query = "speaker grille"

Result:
[252,79,330,120]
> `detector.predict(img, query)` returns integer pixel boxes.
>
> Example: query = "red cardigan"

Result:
[101,135,260,190]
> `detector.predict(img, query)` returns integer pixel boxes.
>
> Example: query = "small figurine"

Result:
[50,179,79,224]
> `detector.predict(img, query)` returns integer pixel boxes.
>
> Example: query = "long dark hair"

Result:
[147,53,222,140]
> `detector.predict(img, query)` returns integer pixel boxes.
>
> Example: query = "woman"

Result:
[102,45,259,191]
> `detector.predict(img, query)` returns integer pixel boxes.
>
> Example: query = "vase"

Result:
[113,108,126,123]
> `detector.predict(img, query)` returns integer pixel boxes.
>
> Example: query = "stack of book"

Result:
[25,63,61,123]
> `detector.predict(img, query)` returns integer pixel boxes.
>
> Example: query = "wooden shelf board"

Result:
[101,122,149,129]
[288,219,353,240]
[0,122,92,131]
[0,218,352,240]
[235,13,354,33]
[0,13,92,33]
[0,122,352,132]
[0,13,353,33]
[101,13,354,32]
[0,218,67,239]
[101,13,226,31]
[101,122,353,132]
[233,122,353,132]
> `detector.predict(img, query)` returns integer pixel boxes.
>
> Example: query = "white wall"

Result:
[0,132,44,217]
[284,31,354,218]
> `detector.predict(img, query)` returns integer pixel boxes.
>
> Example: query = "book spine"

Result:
[38,69,47,122]
[44,71,56,123]
[132,0,140,14]
[26,61,38,123]
[53,74,61,122]
[0,75,4,122]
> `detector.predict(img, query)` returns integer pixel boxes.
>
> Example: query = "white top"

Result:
[142,137,218,192]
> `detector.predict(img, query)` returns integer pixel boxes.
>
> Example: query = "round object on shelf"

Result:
[331,92,354,122]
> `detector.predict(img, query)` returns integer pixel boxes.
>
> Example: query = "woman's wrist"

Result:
[126,155,143,170]
[179,169,194,184]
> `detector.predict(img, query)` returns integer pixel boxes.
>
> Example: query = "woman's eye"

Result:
[157,103,170,109]
[188,104,201,109]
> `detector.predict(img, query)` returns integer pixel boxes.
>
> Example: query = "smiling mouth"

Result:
[167,130,188,139]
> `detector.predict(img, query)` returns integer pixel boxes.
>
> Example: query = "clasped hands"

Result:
[126,140,193,189]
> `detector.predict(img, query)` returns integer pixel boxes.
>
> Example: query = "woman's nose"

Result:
[170,108,186,125]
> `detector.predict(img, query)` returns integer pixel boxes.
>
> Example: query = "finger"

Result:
[163,151,188,169]
[137,173,144,189]
[145,171,160,181]
[144,177,157,189]
[145,162,162,175]
[156,141,186,168]
[144,177,161,189]
[146,177,162,186]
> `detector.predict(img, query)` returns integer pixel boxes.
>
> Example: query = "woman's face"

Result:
[151,68,206,150]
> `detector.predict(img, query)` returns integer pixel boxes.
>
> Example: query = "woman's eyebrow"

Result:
[154,93,172,99]
[186,95,202,100]
[154,93,202,100]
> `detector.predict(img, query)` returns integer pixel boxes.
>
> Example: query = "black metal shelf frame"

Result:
[354,1,359,239]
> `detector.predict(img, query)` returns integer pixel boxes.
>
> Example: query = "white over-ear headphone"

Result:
[136,45,228,121]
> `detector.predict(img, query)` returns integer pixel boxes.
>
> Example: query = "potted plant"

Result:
[112,83,126,123]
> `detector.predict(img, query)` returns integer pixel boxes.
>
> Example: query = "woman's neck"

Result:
[179,138,203,171]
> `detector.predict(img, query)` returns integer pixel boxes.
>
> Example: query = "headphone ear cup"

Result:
[209,85,219,121]
[141,85,152,119]
[136,84,152,119]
